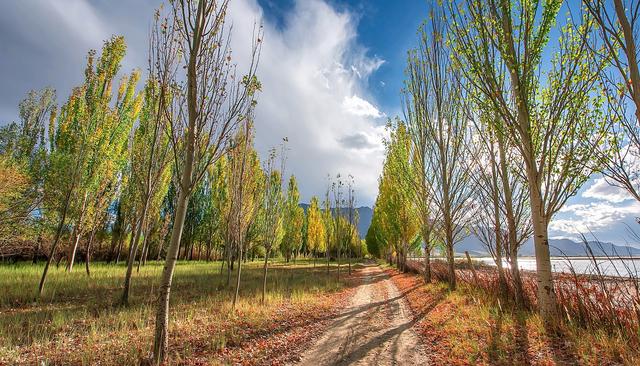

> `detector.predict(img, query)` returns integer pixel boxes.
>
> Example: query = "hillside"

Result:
[455,235,640,257]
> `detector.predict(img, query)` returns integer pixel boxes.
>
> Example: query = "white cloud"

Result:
[342,95,385,118]
[550,201,640,234]
[227,0,387,205]
[0,0,387,206]
[582,177,633,203]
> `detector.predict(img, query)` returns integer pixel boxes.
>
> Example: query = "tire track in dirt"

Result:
[294,264,429,365]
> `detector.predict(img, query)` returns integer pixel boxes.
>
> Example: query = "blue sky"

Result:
[0,0,638,245]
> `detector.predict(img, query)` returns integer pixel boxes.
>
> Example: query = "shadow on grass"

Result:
[0,260,361,347]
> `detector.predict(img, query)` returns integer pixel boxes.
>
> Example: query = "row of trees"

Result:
[368,0,640,329]
[0,1,365,363]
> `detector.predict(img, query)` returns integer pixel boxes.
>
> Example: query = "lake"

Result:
[475,257,640,278]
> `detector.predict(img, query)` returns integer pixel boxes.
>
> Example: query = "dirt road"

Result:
[295,265,429,365]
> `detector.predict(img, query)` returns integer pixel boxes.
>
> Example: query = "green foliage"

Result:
[281,175,304,260]
[306,196,326,254]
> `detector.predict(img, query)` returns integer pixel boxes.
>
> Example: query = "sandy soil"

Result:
[295,264,429,365]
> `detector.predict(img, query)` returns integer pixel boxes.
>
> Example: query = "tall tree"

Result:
[450,0,606,323]
[377,122,419,273]
[282,175,304,263]
[121,76,172,304]
[149,1,261,362]
[258,146,285,304]
[38,36,139,295]
[306,196,326,266]
[404,13,474,289]
[228,120,262,309]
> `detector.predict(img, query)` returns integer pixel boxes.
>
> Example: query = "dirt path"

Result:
[295,264,429,365]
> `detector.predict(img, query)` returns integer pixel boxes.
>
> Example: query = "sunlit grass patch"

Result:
[0,259,355,365]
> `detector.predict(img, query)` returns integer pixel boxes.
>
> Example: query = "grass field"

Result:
[0,259,356,365]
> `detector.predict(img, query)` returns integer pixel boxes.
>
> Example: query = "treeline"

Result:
[0,1,364,363]
[367,0,640,330]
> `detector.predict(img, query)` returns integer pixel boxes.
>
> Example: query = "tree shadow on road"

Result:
[335,289,443,364]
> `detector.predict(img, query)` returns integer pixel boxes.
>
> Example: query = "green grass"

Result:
[0,258,356,364]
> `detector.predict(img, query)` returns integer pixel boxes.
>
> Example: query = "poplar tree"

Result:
[450,0,606,323]
[258,147,285,303]
[39,36,140,295]
[306,196,326,266]
[282,175,304,263]
[149,1,261,361]
[121,77,171,304]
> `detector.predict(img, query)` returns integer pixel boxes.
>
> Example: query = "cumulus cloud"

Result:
[0,0,387,206]
[342,95,385,118]
[550,201,640,234]
[227,0,387,204]
[582,177,633,203]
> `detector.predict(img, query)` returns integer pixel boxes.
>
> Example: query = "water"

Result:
[475,257,640,278]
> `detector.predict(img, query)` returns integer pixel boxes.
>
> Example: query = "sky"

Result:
[0,0,638,246]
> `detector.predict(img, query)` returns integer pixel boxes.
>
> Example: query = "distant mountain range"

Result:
[455,235,640,257]
[297,204,640,257]
[299,204,373,238]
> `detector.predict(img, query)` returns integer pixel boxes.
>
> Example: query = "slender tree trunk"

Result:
[337,241,341,281]
[348,246,351,275]
[85,226,98,277]
[489,145,508,295]
[142,239,150,266]
[38,189,73,298]
[326,244,330,274]
[67,192,88,272]
[115,236,124,264]
[122,200,149,305]
[152,181,191,364]
[445,227,456,290]
[232,241,243,309]
[108,230,119,264]
[423,229,431,283]
[613,0,640,122]
[137,227,149,273]
[156,237,164,261]
[497,130,524,307]
[510,245,524,307]
[262,248,270,304]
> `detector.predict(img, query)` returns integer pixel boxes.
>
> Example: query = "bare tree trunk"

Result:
[497,131,524,307]
[510,245,524,307]
[152,182,191,364]
[67,192,89,272]
[423,229,431,283]
[122,200,149,305]
[348,246,351,275]
[38,188,73,297]
[326,245,330,274]
[137,227,149,273]
[115,236,124,264]
[232,241,242,309]
[446,229,456,290]
[337,241,341,281]
[85,226,98,277]
[261,248,270,304]
[156,237,164,261]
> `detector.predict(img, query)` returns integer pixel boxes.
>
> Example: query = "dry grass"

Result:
[0,259,358,365]
[386,265,639,366]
